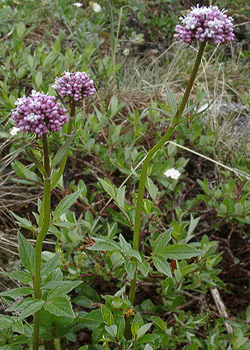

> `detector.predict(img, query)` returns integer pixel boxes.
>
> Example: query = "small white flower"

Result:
[73,2,82,7]
[164,168,181,180]
[123,48,130,56]
[10,127,20,136]
[197,103,209,113]
[89,1,101,13]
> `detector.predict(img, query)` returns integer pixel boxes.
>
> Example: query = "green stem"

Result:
[33,133,51,350]
[51,101,76,189]
[125,41,206,338]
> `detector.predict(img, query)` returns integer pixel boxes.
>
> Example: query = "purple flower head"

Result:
[174,5,235,44]
[52,71,96,102]
[11,90,68,135]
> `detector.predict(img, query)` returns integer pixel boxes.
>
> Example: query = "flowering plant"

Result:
[175,5,234,44]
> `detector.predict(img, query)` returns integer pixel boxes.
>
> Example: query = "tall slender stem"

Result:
[51,101,76,189]
[125,41,206,338]
[33,133,51,350]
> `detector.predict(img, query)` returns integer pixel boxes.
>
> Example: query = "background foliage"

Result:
[0,0,249,349]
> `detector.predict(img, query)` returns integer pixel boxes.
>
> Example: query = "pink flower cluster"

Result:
[174,5,235,44]
[12,91,68,135]
[52,71,96,101]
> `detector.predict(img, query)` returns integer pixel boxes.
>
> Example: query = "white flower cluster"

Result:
[164,168,181,180]
[89,1,101,13]
[10,127,20,136]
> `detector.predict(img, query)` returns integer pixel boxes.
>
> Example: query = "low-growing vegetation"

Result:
[0,1,249,349]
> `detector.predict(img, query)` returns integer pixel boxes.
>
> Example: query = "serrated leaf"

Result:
[160,244,203,260]
[18,232,35,273]
[153,256,172,277]
[53,190,82,220]
[43,296,75,318]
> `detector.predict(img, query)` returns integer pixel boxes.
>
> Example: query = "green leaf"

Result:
[77,309,103,324]
[19,300,45,319]
[144,345,153,350]
[125,260,137,279]
[35,71,43,89]
[26,148,44,175]
[152,229,172,255]
[165,82,177,115]
[135,334,160,346]
[153,256,172,277]
[146,177,158,201]
[136,323,152,340]
[125,249,142,262]
[116,186,126,209]
[44,296,75,318]
[53,190,82,220]
[51,135,74,168]
[187,215,200,242]
[105,325,117,338]
[42,281,82,298]
[0,315,14,330]
[2,271,32,284]
[11,212,35,231]
[16,22,26,39]
[18,232,35,273]
[160,244,203,260]
[138,261,151,277]
[78,347,88,350]
[88,238,120,251]
[101,306,114,326]
[0,287,33,298]
[151,316,167,331]
[98,177,116,198]
[41,254,60,275]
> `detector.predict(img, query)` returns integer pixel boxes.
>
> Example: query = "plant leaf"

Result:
[18,232,35,273]
[53,189,82,220]
[0,287,33,298]
[153,256,172,277]
[160,244,203,260]
[51,135,74,168]
[44,296,75,318]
